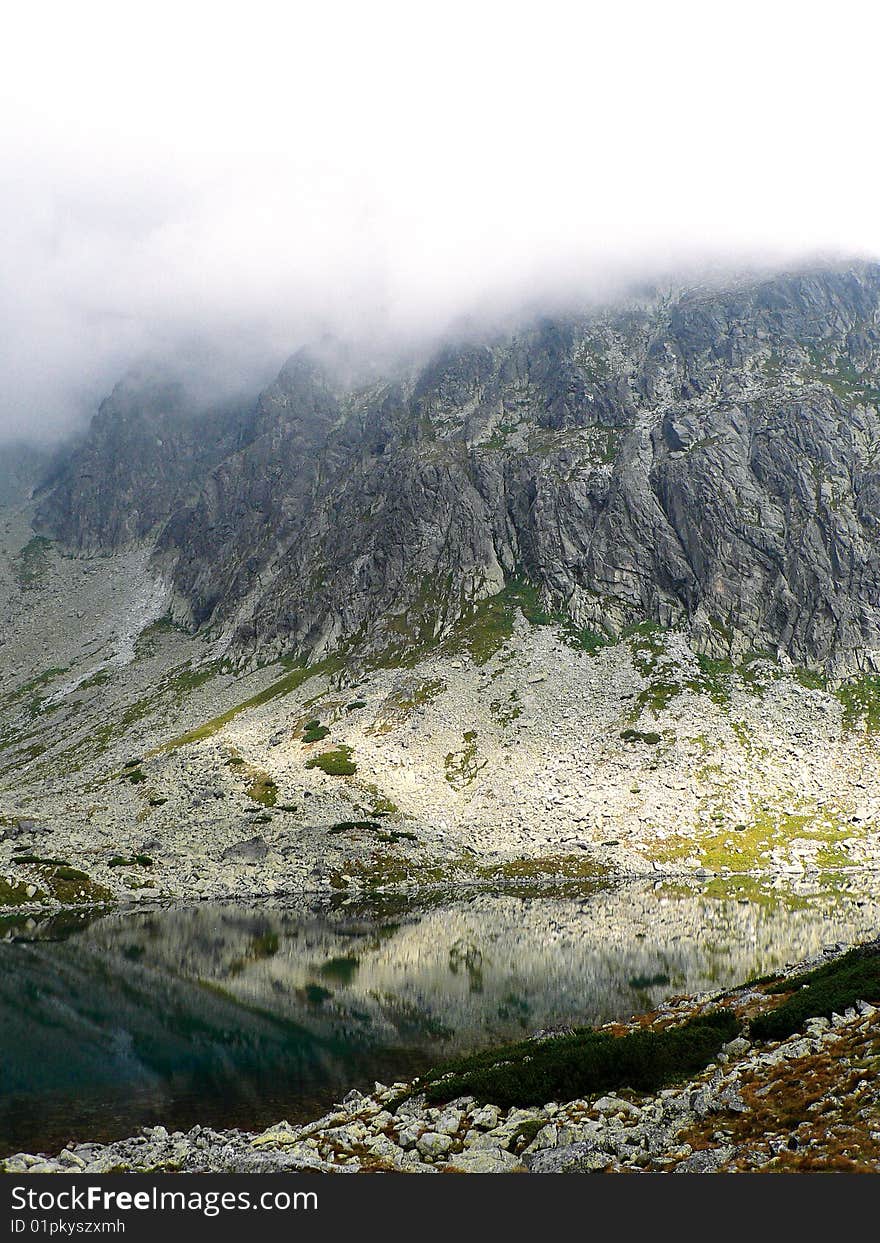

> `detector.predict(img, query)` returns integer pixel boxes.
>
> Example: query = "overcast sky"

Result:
[1,0,878,442]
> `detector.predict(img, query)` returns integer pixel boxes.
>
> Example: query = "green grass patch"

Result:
[0,877,42,905]
[751,943,880,1041]
[28,864,115,905]
[306,746,357,776]
[418,1010,739,1107]
[246,773,278,807]
[160,661,219,697]
[161,656,343,751]
[474,854,609,885]
[835,674,880,732]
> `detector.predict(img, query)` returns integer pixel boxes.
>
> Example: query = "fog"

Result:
[1,0,878,443]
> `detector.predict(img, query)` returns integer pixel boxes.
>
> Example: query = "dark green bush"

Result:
[16,855,70,866]
[751,943,880,1041]
[109,854,154,869]
[420,1010,739,1106]
[620,729,662,745]
[53,866,89,883]
[302,720,330,744]
[328,820,382,834]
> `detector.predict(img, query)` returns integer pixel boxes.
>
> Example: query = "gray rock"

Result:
[526,1142,612,1173]
[415,1130,454,1159]
[445,1147,524,1173]
[673,1145,735,1173]
[221,836,269,864]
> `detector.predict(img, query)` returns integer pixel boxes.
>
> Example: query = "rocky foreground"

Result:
[5,939,878,1175]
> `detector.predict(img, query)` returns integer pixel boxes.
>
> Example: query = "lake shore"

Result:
[5,933,878,1175]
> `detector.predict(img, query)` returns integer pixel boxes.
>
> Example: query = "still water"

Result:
[2,873,879,1156]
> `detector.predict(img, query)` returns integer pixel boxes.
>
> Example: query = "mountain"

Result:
[4,261,880,911]
[34,262,880,676]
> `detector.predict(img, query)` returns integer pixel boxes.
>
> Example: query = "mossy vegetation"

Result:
[0,666,68,714]
[246,772,278,807]
[28,864,115,905]
[13,536,52,590]
[306,745,357,776]
[620,728,662,745]
[751,943,880,1041]
[358,782,399,816]
[14,855,71,866]
[648,803,860,874]
[159,661,220,698]
[445,730,486,788]
[417,1010,739,1107]
[474,854,609,884]
[489,688,522,725]
[803,345,880,406]
[835,674,880,732]
[161,655,344,751]
[108,854,153,868]
[387,578,557,668]
[302,720,330,744]
[371,678,446,732]
[0,876,42,905]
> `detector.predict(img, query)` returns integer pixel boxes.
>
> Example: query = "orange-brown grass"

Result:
[678,1029,880,1172]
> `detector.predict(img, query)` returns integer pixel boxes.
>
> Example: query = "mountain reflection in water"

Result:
[3,872,880,1157]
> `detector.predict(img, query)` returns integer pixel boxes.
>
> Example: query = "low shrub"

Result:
[328,820,382,834]
[620,729,662,745]
[751,943,880,1041]
[15,855,70,866]
[53,866,89,883]
[302,720,330,744]
[420,1010,739,1106]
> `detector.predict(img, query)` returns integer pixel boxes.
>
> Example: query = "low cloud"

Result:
[1,1,877,442]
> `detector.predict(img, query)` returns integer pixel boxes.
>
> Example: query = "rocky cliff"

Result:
[34,262,880,675]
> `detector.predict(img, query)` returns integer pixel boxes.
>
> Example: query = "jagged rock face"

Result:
[34,369,246,548]
[35,264,880,672]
